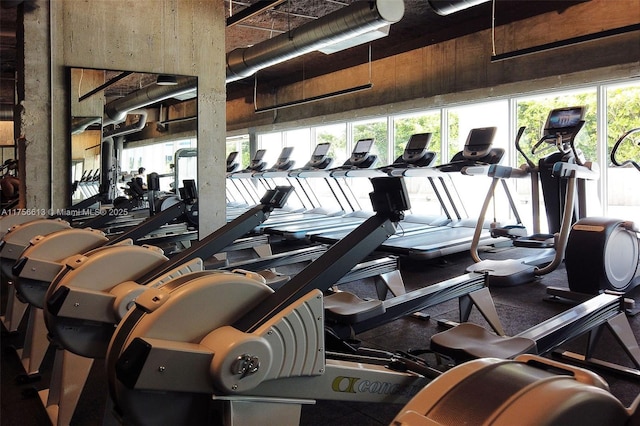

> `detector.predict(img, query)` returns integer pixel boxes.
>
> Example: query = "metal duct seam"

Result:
[226,0,405,83]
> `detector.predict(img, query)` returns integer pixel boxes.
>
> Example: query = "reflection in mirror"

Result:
[70,116,102,202]
[69,68,198,227]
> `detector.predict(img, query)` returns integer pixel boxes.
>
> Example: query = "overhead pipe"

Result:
[71,116,101,135]
[103,76,196,125]
[226,0,405,83]
[101,0,404,121]
[103,109,148,138]
[427,0,491,16]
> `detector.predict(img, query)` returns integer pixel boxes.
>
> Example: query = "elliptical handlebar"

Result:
[530,120,586,166]
[514,126,535,168]
[611,127,640,171]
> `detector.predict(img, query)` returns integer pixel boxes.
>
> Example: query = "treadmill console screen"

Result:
[312,143,330,158]
[305,143,332,169]
[545,106,585,135]
[226,151,238,164]
[351,138,374,164]
[464,127,496,158]
[406,133,432,150]
[403,133,432,162]
[278,146,294,161]
[253,149,266,162]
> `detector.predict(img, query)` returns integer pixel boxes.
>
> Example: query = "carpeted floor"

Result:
[2,242,640,425]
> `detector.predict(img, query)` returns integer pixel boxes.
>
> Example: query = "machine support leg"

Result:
[17,308,49,375]
[1,281,28,332]
[40,348,94,426]
[467,287,505,336]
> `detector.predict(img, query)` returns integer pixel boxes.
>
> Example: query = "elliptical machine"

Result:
[564,127,640,295]
[467,106,598,286]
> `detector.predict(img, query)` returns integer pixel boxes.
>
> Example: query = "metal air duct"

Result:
[226,0,405,83]
[427,0,491,16]
[103,76,196,125]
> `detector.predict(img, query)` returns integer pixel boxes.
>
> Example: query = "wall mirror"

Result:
[69,67,198,217]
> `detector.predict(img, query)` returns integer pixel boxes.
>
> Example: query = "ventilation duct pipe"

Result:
[226,0,405,83]
[103,76,196,125]
[71,116,101,135]
[427,0,491,16]
[103,109,148,138]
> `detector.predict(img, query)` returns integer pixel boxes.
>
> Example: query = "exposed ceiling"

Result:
[0,0,587,118]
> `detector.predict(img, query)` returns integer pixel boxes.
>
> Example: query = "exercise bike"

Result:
[563,127,640,296]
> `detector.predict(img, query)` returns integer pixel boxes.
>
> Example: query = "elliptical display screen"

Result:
[546,107,585,132]
[253,149,266,161]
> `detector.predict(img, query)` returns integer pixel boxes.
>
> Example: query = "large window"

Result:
[393,110,441,163]
[606,82,640,223]
[227,78,639,225]
[315,123,348,167]
[445,101,510,219]
[257,132,283,169]
[122,137,196,193]
[283,128,311,169]
[226,135,250,170]
[352,118,389,166]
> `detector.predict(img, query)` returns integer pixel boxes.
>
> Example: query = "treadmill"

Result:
[226,149,268,214]
[261,138,381,239]
[312,127,508,259]
[251,143,343,229]
[302,133,447,238]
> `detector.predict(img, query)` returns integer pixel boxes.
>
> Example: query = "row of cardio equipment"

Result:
[226,106,639,297]
[0,108,638,425]
[226,127,506,261]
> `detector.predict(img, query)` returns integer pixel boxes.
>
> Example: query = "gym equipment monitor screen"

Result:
[466,127,496,149]
[226,151,238,162]
[279,146,294,159]
[253,149,266,161]
[312,143,330,157]
[354,138,374,154]
[407,133,432,150]
[547,107,584,130]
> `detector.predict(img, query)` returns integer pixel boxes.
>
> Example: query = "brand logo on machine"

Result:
[331,376,421,397]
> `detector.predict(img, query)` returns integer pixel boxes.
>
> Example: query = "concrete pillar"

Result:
[15,0,51,210]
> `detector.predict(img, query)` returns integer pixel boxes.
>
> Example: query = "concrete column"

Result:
[15,0,51,210]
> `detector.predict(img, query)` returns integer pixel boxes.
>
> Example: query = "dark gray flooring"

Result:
[2,243,640,425]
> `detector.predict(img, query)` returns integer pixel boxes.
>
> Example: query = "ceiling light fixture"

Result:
[156,74,178,86]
